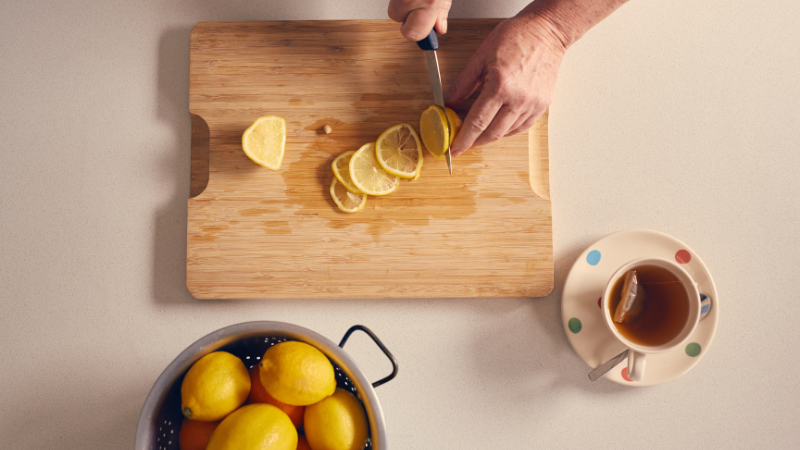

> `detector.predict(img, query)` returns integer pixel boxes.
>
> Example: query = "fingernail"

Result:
[442,19,447,34]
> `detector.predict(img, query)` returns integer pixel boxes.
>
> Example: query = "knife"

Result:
[417,29,453,175]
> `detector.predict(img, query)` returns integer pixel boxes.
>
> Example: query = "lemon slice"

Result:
[331,151,363,194]
[330,178,367,213]
[242,115,286,170]
[420,106,449,159]
[375,123,423,179]
[349,142,399,196]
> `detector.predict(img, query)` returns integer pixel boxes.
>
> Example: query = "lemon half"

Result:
[420,106,461,158]
[242,115,286,170]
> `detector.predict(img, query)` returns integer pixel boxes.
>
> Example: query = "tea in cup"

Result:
[601,257,701,381]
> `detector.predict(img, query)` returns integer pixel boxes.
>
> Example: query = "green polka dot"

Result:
[568,318,582,334]
[685,342,701,357]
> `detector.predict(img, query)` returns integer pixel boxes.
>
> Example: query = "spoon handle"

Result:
[588,349,629,381]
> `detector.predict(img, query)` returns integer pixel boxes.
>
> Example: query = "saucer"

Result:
[562,229,719,386]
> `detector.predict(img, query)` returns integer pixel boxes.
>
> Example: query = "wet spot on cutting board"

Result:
[200,225,228,234]
[263,221,291,235]
[289,98,314,106]
[240,208,280,216]
[282,142,480,242]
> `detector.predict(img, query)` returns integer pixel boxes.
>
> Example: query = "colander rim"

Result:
[134,321,387,450]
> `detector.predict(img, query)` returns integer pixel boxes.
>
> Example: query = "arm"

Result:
[389,0,630,156]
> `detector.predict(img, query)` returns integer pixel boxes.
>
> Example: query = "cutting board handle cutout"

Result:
[528,108,551,201]
[190,114,209,198]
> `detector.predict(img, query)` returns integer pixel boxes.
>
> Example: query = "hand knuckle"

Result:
[485,130,505,141]
[469,116,492,132]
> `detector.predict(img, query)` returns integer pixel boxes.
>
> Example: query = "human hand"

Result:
[445,16,567,156]
[388,0,452,41]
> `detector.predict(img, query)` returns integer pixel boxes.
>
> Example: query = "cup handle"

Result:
[628,350,646,381]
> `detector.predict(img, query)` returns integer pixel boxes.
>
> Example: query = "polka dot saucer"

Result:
[562,229,719,386]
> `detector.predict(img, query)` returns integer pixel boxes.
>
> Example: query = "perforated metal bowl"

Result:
[135,322,397,450]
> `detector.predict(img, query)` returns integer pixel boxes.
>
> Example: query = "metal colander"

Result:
[135,322,397,450]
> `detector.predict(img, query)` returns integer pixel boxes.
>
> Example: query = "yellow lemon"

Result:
[330,178,368,213]
[349,142,399,196]
[242,115,286,170]
[206,404,297,450]
[181,352,251,422]
[260,341,336,406]
[304,388,369,450]
[331,150,363,194]
[375,123,423,179]
[445,107,462,146]
[420,105,461,158]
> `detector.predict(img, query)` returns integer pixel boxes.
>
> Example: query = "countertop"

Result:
[2,1,799,448]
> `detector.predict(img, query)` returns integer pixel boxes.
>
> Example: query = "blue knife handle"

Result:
[416,29,438,51]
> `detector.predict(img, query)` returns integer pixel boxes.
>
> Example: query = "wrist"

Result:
[511,9,572,55]
[516,0,627,50]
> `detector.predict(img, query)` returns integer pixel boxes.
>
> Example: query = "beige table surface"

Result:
[2,1,799,449]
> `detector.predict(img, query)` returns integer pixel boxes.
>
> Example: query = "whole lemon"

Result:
[181,351,251,421]
[247,366,305,428]
[206,404,297,450]
[260,341,336,406]
[304,388,369,450]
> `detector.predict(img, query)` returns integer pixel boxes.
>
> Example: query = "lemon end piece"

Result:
[242,115,286,170]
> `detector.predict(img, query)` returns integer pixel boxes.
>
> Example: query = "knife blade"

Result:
[417,30,452,175]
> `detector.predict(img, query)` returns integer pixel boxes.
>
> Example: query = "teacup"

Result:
[601,257,700,381]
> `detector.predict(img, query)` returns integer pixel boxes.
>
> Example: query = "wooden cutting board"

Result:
[187,20,552,299]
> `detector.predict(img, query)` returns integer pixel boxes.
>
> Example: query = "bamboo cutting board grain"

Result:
[187,20,553,299]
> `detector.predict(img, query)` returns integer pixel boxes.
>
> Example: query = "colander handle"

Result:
[339,325,398,388]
